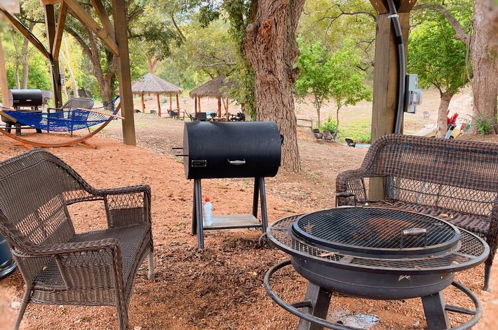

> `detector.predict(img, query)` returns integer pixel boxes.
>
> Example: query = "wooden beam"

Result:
[169,93,172,111]
[217,97,221,118]
[141,91,145,113]
[176,93,180,119]
[369,0,388,14]
[194,96,198,115]
[44,4,63,107]
[0,9,51,60]
[398,0,417,13]
[52,2,68,61]
[225,98,229,121]
[40,0,60,5]
[156,93,161,117]
[370,0,417,14]
[63,0,119,56]
[112,0,136,145]
[369,12,411,200]
[90,0,115,40]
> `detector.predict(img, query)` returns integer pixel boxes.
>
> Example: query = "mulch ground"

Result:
[0,121,497,329]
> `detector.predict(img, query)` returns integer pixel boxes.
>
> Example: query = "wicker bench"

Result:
[0,149,154,329]
[336,134,498,290]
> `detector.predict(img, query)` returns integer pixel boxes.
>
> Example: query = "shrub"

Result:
[320,119,338,135]
[474,116,494,135]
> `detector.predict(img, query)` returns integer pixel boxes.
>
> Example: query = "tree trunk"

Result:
[245,0,305,172]
[436,92,453,138]
[471,0,498,129]
[21,22,35,89]
[0,37,11,106]
[334,105,341,140]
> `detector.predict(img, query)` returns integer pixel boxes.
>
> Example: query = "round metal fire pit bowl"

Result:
[264,260,483,330]
[267,208,489,300]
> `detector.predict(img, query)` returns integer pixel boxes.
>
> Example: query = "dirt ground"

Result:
[0,93,497,329]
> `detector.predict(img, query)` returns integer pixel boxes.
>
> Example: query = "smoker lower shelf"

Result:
[203,214,262,230]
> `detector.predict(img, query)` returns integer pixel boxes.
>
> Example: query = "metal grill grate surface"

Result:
[292,207,460,255]
[267,209,489,273]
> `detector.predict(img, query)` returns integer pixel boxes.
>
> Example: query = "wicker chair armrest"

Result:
[21,238,120,256]
[93,184,151,197]
[94,185,151,228]
[336,169,370,206]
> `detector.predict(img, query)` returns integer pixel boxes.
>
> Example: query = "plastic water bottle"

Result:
[203,197,213,226]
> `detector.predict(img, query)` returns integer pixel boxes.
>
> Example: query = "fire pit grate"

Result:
[269,209,488,274]
[292,207,460,256]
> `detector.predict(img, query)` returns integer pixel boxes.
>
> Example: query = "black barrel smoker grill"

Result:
[1,89,44,135]
[177,121,282,249]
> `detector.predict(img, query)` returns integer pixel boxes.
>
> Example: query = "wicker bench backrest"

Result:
[362,135,498,216]
[0,150,94,252]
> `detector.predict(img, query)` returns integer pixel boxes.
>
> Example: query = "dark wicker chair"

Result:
[0,149,154,329]
[336,134,498,290]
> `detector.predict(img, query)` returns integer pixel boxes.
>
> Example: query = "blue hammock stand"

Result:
[0,97,122,148]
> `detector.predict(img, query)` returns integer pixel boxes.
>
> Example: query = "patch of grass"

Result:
[339,119,371,143]
[474,116,494,135]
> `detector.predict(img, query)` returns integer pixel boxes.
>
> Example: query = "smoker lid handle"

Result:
[228,159,246,166]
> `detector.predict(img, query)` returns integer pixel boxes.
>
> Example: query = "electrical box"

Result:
[405,74,422,113]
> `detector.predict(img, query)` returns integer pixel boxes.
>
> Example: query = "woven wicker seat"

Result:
[0,149,154,329]
[336,135,498,290]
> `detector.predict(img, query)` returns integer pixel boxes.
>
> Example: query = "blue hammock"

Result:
[1,98,119,133]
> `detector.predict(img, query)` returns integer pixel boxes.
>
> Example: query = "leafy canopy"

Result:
[408,17,469,95]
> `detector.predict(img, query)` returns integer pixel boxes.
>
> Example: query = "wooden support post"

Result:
[369,0,414,200]
[169,93,172,111]
[225,98,229,121]
[217,97,222,118]
[194,96,198,116]
[112,0,136,145]
[64,0,119,56]
[90,0,115,39]
[0,9,51,60]
[52,3,67,61]
[44,4,63,108]
[156,93,161,117]
[176,93,180,119]
[141,91,145,113]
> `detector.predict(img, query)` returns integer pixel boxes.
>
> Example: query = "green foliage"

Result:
[473,116,494,135]
[340,120,371,143]
[299,0,376,74]
[408,16,470,95]
[296,40,371,129]
[319,118,337,135]
[295,40,334,125]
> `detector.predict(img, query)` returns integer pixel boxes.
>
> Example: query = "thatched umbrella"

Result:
[131,73,183,117]
[189,76,233,120]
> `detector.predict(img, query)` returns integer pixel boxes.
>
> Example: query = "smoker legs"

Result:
[252,177,260,218]
[422,292,450,330]
[259,177,268,232]
[193,179,204,249]
[192,177,269,249]
[298,283,332,330]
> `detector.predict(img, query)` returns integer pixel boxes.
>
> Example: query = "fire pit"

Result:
[265,207,489,329]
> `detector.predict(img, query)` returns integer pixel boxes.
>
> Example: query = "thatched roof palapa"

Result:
[189,76,233,99]
[131,73,183,94]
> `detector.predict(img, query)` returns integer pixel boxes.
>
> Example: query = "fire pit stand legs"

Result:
[191,177,268,249]
[264,260,483,330]
[422,292,450,329]
[298,283,332,330]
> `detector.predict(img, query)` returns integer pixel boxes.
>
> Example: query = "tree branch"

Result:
[170,13,186,42]
[413,4,470,46]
